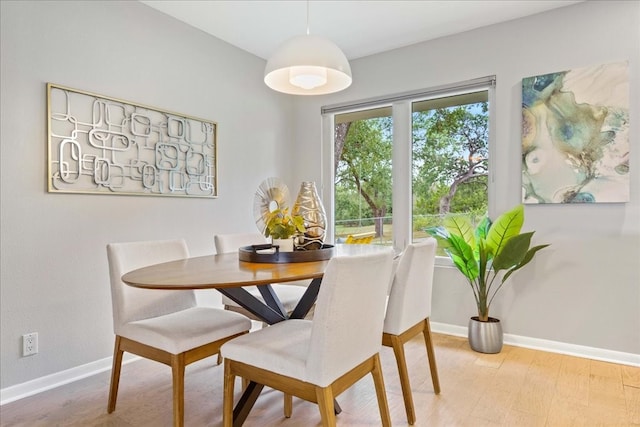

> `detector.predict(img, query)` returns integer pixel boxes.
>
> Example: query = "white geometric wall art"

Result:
[47,83,217,198]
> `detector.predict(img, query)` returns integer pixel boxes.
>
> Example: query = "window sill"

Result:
[435,256,454,267]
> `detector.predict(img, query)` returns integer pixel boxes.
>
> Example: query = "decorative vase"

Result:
[468,316,503,354]
[292,181,327,250]
[272,238,294,252]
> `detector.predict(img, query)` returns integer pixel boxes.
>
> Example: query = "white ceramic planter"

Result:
[272,238,294,252]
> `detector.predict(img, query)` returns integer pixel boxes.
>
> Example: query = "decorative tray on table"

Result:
[238,244,335,263]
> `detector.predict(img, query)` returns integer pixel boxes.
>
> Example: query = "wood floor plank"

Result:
[546,394,589,426]
[622,365,640,388]
[624,384,640,425]
[503,408,547,426]
[591,359,623,379]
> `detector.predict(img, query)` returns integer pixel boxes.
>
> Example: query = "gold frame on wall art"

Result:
[47,83,218,198]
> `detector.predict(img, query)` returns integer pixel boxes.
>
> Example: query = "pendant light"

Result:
[264,1,352,95]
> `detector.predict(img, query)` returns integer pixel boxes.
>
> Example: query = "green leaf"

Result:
[444,215,475,248]
[446,233,478,280]
[477,238,488,284]
[502,243,550,282]
[475,216,491,241]
[451,256,477,281]
[292,215,306,232]
[426,225,448,239]
[425,226,452,250]
[264,208,306,239]
[474,216,491,262]
[492,232,533,271]
[486,204,524,257]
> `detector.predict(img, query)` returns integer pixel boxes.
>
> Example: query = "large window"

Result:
[323,77,495,252]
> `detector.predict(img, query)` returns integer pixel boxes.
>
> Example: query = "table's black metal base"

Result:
[232,382,264,425]
[218,277,341,426]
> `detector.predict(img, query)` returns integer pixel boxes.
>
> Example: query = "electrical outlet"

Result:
[22,332,38,356]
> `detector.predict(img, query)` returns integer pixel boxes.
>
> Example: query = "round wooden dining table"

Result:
[122,249,331,324]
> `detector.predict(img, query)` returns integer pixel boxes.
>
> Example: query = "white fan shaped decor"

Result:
[253,177,290,235]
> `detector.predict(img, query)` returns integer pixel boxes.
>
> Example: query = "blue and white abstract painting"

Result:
[521,61,629,203]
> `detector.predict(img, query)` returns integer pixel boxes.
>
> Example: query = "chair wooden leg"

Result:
[390,334,415,424]
[371,353,392,427]
[223,362,235,427]
[107,336,123,413]
[315,386,337,427]
[423,317,441,394]
[171,353,186,427]
[284,393,293,418]
[217,353,223,365]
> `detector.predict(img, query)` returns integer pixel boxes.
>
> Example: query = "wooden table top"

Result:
[122,244,391,290]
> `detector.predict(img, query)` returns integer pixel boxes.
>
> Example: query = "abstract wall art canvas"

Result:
[47,83,217,198]
[521,61,629,203]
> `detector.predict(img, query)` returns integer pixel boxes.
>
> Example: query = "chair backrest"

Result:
[383,238,437,335]
[214,233,268,254]
[107,239,195,333]
[306,248,394,386]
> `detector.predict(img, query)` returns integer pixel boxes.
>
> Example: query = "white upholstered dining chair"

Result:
[220,248,395,427]
[214,233,311,320]
[106,239,252,427]
[383,238,441,425]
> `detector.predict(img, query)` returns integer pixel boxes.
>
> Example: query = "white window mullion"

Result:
[392,101,412,253]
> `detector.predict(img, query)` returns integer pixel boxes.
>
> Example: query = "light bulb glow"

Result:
[289,66,327,89]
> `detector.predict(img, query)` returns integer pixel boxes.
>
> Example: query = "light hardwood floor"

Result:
[1,333,639,426]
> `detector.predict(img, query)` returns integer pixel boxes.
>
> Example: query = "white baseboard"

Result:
[2,324,638,406]
[0,353,139,406]
[430,321,640,367]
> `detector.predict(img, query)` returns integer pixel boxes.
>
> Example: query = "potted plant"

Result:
[426,204,549,353]
[264,208,306,252]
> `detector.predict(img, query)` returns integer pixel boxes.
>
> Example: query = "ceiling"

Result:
[140,0,583,61]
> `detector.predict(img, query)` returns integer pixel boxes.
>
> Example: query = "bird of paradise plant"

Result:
[427,204,549,322]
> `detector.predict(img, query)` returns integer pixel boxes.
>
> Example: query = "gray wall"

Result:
[1,0,638,393]
[290,0,640,355]
[0,0,294,389]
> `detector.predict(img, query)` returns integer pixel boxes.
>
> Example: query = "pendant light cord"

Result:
[306,0,310,35]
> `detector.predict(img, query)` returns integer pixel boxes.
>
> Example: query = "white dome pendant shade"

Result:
[264,34,352,95]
